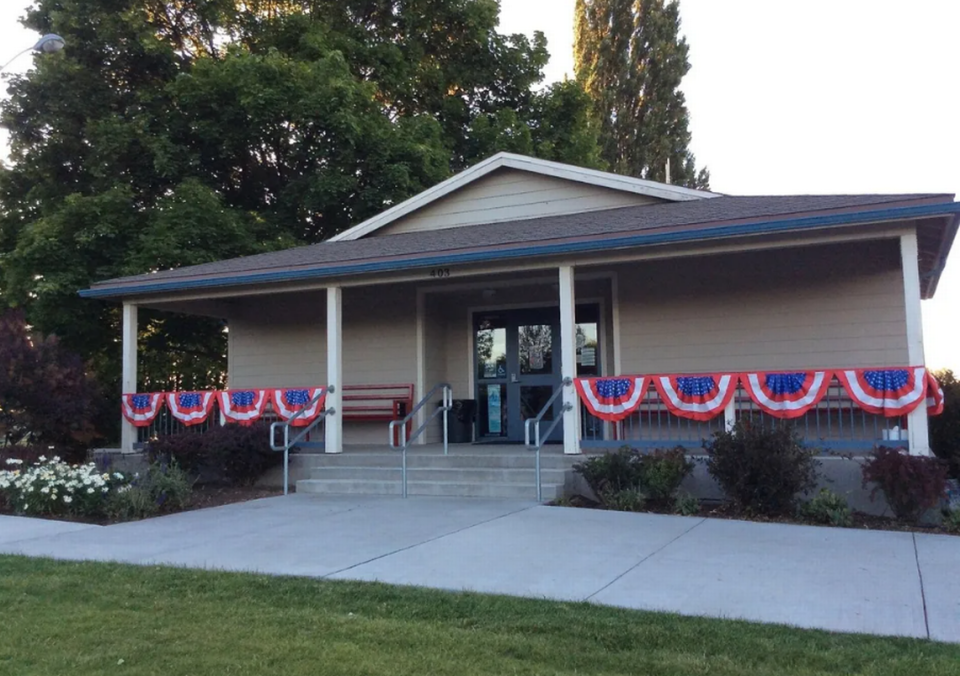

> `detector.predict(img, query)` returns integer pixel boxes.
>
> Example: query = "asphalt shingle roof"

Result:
[91,193,953,291]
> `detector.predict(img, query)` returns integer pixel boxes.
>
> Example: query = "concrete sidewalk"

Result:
[0,495,957,642]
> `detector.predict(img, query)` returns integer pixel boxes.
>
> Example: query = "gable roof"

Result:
[328,152,720,241]
[83,193,959,300]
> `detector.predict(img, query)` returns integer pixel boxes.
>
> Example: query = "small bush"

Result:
[674,492,699,516]
[573,448,643,497]
[147,422,279,486]
[599,488,646,512]
[942,508,960,534]
[861,447,948,523]
[0,456,130,517]
[704,419,819,516]
[800,489,853,528]
[105,460,193,521]
[638,447,694,507]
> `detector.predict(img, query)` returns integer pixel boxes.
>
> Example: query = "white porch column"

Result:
[325,286,344,454]
[901,231,930,456]
[558,265,580,455]
[120,303,138,453]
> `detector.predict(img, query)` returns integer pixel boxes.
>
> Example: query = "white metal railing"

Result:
[269,388,336,495]
[524,377,573,502]
[389,383,452,498]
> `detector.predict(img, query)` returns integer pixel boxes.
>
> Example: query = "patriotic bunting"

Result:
[121,393,163,427]
[741,371,833,419]
[166,391,216,426]
[654,374,737,421]
[272,387,326,426]
[927,371,945,416]
[219,389,272,425]
[835,367,927,417]
[575,377,647,422]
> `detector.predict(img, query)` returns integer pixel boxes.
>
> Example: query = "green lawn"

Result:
[0,556,957,675]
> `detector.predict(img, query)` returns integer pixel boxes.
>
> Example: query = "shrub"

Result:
[573,448,643,497]
[704,419,819,516]
[106,460,193,520]
[861,447,948,523]
[930,369,960,480]
[674,492,699,516]
[800,489,853,528]
[147,422,279,486]
[599,488,646,512]
[0,456,130,517]
[942,508,960,534]
[637,447,694,507]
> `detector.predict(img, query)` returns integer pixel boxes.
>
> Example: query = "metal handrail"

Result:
[389,383,452,498]
[524,377,573,502]
[269,387,336,496]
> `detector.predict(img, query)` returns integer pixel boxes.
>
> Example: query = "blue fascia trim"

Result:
[79,201,960,299]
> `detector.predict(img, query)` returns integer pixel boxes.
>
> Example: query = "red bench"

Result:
[342,383,414,445]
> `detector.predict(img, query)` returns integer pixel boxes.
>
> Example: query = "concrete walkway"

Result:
[1,495,957,642]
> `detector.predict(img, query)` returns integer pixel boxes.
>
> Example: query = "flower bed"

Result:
[0,456,130,518]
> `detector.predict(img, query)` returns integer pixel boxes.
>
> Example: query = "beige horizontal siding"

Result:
[376,168,659,236]
[616,240,909,374]
[227,286,417,445]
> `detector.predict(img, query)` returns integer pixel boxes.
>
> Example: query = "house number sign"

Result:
[429,268,451,278]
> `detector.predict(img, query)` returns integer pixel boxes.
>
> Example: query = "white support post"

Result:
[723,399,737,431]
[415,290,426,444]
[325,286,344,454]
[901,232,930,456]
[559,265,580,455]
[120,303,138,453]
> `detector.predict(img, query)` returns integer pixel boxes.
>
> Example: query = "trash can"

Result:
[442,399,476,444]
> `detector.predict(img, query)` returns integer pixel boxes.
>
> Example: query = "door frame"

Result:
[469,298,605,443]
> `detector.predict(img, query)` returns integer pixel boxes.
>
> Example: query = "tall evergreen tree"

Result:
[574,0,708,188]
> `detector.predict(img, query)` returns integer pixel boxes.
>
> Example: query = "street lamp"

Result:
[1,34,66,73]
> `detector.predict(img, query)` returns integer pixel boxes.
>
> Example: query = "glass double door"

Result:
[475,307,562,443]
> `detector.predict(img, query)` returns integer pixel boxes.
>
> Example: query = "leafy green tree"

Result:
[0,0,603,403]
[930,369,960,480]
[574,0,708,188]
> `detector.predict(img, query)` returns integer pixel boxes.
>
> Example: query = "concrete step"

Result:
[307,466,569,483]
[300,452,579,471]
[295,478,563,500]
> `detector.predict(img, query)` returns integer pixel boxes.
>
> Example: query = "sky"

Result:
[1,1,958,369]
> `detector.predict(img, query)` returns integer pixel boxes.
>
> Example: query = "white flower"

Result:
[87,487,95,494]
[4,458,23,465]
[63,496,72,504]
[38,455,46,462]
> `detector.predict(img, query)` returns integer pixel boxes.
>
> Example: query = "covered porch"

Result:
[116,228,935,464]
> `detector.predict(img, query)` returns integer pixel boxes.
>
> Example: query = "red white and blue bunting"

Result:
[835,367,927,417]
[121,393,163,427]
[741,371,833,419]
[218,389,271,425]
[272,387,326,426]
[926,371,945,416]
[653,374,737,421]
[166,391,216,426]
[574,377,647,422]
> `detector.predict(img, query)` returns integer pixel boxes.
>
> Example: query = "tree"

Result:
[930,369,960,480]
[1,0,605,399]
[0,309,107,457]
[574,0,709,188]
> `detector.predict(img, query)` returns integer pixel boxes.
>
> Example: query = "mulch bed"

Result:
[0,485,283,526]
[555,494,959,536]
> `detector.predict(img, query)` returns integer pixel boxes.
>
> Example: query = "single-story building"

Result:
[83,153,957,498]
